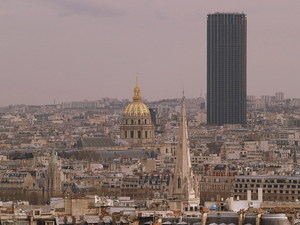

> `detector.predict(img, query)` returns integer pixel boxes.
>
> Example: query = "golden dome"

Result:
[124,78,151,117]
[124,101,151,117]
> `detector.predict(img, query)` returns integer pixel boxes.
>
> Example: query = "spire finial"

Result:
[50,148,57,166]
[181,86,186,104]
[133,75,141,101]
[136,75,139,88]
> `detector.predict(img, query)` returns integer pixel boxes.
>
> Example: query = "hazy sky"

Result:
[0,0,300,106]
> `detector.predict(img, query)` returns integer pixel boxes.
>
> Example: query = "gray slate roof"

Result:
[160,213,291,225]
[78,137,117,148]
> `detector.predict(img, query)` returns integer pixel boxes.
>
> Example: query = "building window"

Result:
[125,131,127,138]
[145,131,148,138]
[45,222,54,225]
[178,177,181,189]
[138,119,141,125]
[131,119,134,125]
[131,131,134,138]
[138,131,141,139]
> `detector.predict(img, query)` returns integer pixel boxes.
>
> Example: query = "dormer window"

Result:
[34,210,41,216]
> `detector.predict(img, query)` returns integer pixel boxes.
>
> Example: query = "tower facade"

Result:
[207,13,247,126]
[170,95,199,211]
[120,79,154,145]
[45,149,62,200]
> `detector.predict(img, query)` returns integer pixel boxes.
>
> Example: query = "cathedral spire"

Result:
[46,148,62,200]
[50,148,56,166]
[133,76,141,101]
[175,95,192,177]
[170,94,199,211]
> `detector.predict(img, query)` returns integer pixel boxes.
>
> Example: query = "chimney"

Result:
[201,208,209,225]
[238,210,245,225]
[247,190,251,202]
[202,213,208,225]
[255,209,264,225]
[256,213,261,225]
[258,188,263,202]
[72,216,76,225]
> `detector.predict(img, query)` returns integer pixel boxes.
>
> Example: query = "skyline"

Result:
[1,0,300,106]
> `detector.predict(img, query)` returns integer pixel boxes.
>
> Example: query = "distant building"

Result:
[199,164,237,204]
[207,13,247,125]
[262,95,272,104]
[275,92,285,101]
[234,174,300,202]
[149,108,158,126]
[0,171,43,204]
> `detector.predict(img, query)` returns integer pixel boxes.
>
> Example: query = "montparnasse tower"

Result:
[120,78,154,145]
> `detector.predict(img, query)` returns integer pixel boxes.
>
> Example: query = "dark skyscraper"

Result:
[207,13,247,126]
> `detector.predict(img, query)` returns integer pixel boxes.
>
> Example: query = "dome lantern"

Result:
[133,77,142,101]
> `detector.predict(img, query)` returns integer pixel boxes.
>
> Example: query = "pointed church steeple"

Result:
[170,93,199,211]
[50,149,56,166]
[175,94,192,177]
[45,148,62,200]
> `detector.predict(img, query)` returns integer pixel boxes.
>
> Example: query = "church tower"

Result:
[45,149,62,200]
[170,94,200,212]
[120,78,155,145]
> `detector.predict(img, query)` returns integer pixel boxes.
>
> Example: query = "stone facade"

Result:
[199,164,237,204]
[234,175,300,202]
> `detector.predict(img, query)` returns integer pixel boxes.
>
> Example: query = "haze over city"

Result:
[2,1,300,223]
[0,0,299,106]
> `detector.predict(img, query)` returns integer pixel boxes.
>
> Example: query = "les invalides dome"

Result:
[120,79,154,145]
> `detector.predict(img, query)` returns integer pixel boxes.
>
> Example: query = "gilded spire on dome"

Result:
[124,77,151,117]
[133,76,141,101]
